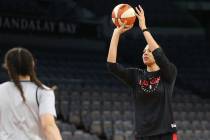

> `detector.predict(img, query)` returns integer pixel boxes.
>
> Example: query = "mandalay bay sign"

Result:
[0,16,77,34]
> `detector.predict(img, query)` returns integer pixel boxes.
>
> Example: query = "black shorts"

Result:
[136,132,178,140]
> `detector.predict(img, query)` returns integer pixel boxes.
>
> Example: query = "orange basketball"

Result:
[112,4,136,27]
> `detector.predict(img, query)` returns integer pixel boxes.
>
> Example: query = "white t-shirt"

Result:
[0,81,56,140]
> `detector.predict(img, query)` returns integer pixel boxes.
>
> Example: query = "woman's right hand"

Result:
[114,23,133,35]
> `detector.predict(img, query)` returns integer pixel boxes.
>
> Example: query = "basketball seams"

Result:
[117,4,130,18]
[121,8,136,18]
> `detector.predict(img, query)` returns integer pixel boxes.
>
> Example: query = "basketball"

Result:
[112,4,136,27]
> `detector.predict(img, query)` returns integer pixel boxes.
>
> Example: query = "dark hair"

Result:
[3,47,45,102]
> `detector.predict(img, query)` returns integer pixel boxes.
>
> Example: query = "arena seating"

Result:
[38,46,210,140]
[1,44,209,140]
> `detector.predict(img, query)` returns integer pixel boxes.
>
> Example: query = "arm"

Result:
[40,114,62,140]
[107,24,135,86]
[107,24,132,63]
[39,89,62,140]
[107,62,137,86]
[135,5,159,52]
[135,5,177,82]
[153,48,177,82]
[107,29,120,63]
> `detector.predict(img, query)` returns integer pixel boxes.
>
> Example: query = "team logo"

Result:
[139,76,160,94]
